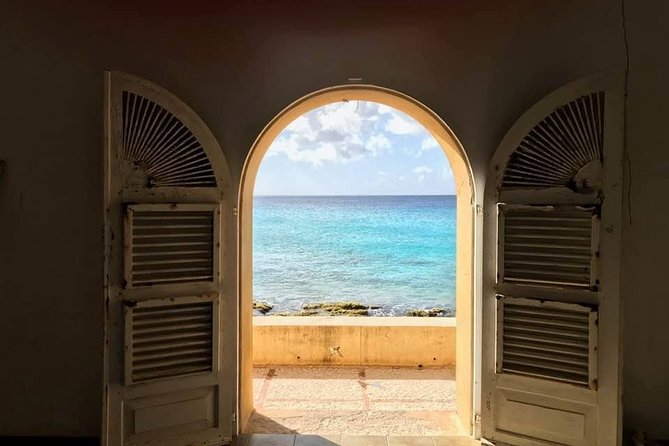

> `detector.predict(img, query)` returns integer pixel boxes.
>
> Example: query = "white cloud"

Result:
[269,101,393,166]
[376,103,395,115]
[385,112,424,135]
[412,165,433,182]
[413,166,433,174]
[368,134,391,152]
[421,135,439,151]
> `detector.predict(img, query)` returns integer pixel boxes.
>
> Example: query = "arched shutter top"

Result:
[501,91,605,194]
[121,90,217,188]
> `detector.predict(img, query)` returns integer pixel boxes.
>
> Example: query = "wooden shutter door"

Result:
[481,74,624,445]
[103,72,235,446]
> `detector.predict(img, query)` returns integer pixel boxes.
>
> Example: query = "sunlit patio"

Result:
[247,366,463,437]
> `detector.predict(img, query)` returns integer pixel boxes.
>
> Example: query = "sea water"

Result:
[253,195,456,316]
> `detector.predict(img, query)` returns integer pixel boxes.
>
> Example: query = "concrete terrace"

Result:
[247,366,463,437]
[234,434,479,446]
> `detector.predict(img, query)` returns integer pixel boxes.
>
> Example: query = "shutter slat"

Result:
[133,304,210,319]
[503,340,588,358]
[505,259,591,269]
[133,322,212,337]
[503,357,588,377]
[132,256,213,266]
[503,332,588,350]
[132,263,213,273]
[133,347,211,363]
[133,339,211,354]
[132,364,212,382]
[505,234,590,242]
[504,315,588,331]
[505,251,591,260]
[500,368,589,387]
[133,313,211,328]
[504,324,589,341]
[504,242,591,251]
[506,225,590,232]
[504,348,589,367]
[132,330,211,346]
[133,354,211,371]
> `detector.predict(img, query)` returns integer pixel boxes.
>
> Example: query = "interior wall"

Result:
[0,0,666,439]
[621,0,669,438]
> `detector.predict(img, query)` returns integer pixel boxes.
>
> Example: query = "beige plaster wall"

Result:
[0,0,667,439]
[253,317,455,367]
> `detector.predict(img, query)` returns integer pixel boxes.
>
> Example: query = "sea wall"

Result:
[253,316,456,367]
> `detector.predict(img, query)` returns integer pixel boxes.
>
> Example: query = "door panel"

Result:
[482,74,623,445]
[494,389,597,446]
[103,71,235,446]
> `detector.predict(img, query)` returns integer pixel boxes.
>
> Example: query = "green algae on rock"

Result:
[303,301,380,311]
[405,307,451,317]
[274,309,320,317]
[253,301,274,314]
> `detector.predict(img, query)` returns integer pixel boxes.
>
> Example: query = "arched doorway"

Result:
[238,85,477,435]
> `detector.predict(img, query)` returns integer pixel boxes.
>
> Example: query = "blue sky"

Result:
[254,101,455,196]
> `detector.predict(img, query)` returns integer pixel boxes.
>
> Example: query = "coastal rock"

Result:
[253,301,274,314]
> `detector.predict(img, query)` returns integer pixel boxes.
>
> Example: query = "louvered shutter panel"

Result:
[121,91,218,188]
[124,204,219,288]
[125,296,217,384]
[499,205,599,290]
[501,92,605,191]
[497,297,597,388]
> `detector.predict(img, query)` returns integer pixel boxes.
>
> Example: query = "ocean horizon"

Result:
[253,195,456,316]
[255,194,456,197]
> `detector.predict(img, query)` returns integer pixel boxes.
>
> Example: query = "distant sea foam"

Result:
[253,195,456,316]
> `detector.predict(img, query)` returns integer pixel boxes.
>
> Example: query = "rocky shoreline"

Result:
[253,301,454,317]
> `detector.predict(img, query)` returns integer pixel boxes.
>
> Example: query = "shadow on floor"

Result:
[247,411,298,434]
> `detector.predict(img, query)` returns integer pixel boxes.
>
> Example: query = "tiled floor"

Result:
[234,434,479,446]
[248,366,462,436]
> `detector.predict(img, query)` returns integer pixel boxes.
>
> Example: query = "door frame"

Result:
[237,84,481,435]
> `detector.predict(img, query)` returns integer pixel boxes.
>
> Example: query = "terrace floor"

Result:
[247,366,464,437]
[234,434,479,446]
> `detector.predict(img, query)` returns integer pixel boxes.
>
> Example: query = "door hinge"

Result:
[233,207,238,216]
[232,413,236,423]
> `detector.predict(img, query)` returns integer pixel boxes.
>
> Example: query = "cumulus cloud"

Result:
[385,113,424,135]
[269,101,396,166]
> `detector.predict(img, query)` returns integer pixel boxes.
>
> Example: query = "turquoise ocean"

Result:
[253,195,456,316]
